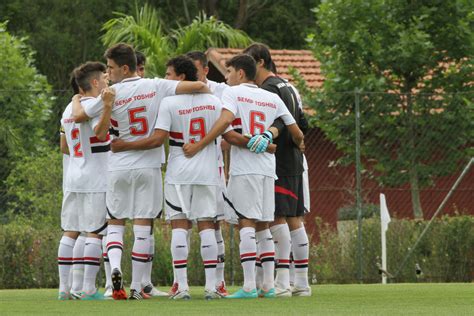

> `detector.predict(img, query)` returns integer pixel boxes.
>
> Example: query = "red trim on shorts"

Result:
[275,185,298,200]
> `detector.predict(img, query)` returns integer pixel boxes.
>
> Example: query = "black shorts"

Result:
[274,175,305,217]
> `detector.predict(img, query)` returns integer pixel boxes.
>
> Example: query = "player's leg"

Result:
[270,217,292,297]
[197,220,219,299]
[81,232,104,300]
[101,230,113,298]
[142,221,168,297]
[169,218,191,300]
[69,234,85,299]
[256,222,275,298]
[58,230,80,300]
[288,216,311,296]
[214,221,228,295]
[106,218,126,299]
[129,218,153,300]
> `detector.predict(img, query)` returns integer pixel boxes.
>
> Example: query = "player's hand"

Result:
[267,143,277,154]
[183,142,201,158]
[247,131,273,154]
[101,87,116,108]
[72,94,81,102]
[298,139,305,153]
[110,138,126,153]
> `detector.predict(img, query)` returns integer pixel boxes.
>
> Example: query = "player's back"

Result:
[157,93,222,185]
[223,83,291,178]
[108,77,178,171]
[61,97,109,192]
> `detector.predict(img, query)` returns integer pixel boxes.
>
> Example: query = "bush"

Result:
[312,215,474,283]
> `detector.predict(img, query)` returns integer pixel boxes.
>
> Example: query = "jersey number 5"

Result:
[128,107,149,136]
[250,111,266,135]
[189,117,205,143]
[71,128,83,157]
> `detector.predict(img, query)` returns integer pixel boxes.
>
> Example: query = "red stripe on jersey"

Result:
[57,257,73,261]
[232,118,242,126]
[107,242,123,247]
[173,259,187,264]
[169,131,183,139]
[275,185,299,200]
[259,252,275,258]
[293,259,309,264]
[278,259,291,264]
[131,252,149,258]
[240,252,257,259]
[83,257,100,262]
[90,134,111,144]
[110,118,118,127]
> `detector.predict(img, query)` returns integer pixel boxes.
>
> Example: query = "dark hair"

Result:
[186,51,208,67]
[166,55,198,81]
[73,62,106,92]
[136,51,146,66]
[104,43,137,72]
[70,71,80,94]
[243,43,273,71]
[225,54,256,81]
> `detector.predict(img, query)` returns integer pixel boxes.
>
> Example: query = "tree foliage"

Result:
[101,4,252,77]
[306,0,474,218]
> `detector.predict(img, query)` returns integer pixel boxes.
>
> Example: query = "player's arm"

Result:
[286,123,304,150]
[71,94,90,123]
[110,129,168,153]
[60,134,69,155]
[93,87,115,141]
[222,130,277,154]
[183,109,235,158]
[175,81,211,94]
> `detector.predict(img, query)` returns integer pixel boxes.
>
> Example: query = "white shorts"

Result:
[106,168,163,219]
[302,155,310,213]
[224,174,275,223]
[164,183,219,221]
[61,191,107,233]
[216,167,227,221]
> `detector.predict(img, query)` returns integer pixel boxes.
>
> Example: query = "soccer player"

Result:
[243,43,311,297]
[57,61,114,300]
[182,54,304,299]
[72,43,210,300]
[111,55,225,300]
[186,51,229,295]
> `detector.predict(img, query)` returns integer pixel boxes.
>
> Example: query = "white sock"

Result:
[239,227,257,291]
[215,228,226,286]
[290,227,310,289]
[71,235,85,292]
[102,237,112,288]
[58,236,76,293]
[131,225,151,291]
[255,257,263,290]
[270,224,291,290]
[142,232,154,287]
[82,237,102,293]
[289,252,295,286]
[171,228,189,291]
[199,229,218,292]
[256,229,275,291]
[106,225,124,273]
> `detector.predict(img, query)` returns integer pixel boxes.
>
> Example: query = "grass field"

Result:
[1,284,473,315]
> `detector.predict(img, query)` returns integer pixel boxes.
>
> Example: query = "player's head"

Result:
[165,55,198,82]
[186,51,209,83]
[73,61,108,95]
[224,54,256,86]
[136,51,146,78]
[243,43,273,72]
[104,43,137,83]
[69,71,81,95]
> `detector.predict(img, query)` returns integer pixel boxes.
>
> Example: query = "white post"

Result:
[380,193,391,284]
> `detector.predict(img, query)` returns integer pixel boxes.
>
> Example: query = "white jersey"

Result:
[61,97,110,192]
[155,93,224,185]
[207,79,228,99]
[222,83,296,178]
[84,77,179,171]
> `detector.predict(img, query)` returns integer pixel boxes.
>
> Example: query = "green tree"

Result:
[307,0,474,218]
[0,21,53,210]
[101,4,252,77]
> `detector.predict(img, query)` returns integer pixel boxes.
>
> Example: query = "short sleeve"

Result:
[154,99,172,131]
[84,95,103,118]
[221,88,238,116]
[274,96,296,125]
[154,78,179,98]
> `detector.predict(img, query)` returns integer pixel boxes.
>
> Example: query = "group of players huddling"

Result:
[58,42,312,301]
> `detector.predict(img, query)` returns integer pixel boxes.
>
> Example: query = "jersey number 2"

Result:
[71,128,83,157]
